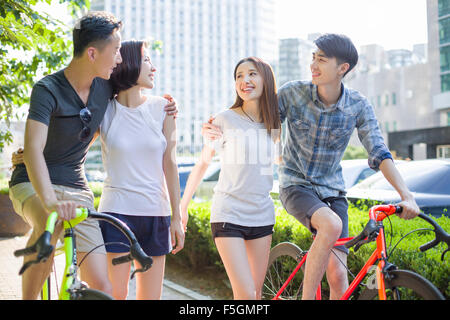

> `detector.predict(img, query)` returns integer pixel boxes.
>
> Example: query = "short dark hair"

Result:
[109,40,148,95]
[73,11,122,57]
[314,34,358,77]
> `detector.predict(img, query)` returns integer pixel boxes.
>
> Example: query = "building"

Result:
[345,49,436,139]
[343,0,450,160]
[388,0,450,160]
[90,0,277,154]
[277,38,315,87]
[428,0,450,125]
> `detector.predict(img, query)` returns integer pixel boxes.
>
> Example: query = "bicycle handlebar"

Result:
[14,208,153,277]
[417,213,450,261]
[346,205,449,260]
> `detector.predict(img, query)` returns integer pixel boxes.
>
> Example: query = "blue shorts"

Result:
[99,213,172,257]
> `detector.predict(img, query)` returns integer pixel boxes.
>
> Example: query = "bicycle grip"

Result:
[419,238,440,252]
[112,254,133,265]
[14,246,36,257]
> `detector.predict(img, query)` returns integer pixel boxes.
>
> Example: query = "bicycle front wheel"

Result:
[71,288,114,300]
[358,269,445,300]
[262,242,306,300]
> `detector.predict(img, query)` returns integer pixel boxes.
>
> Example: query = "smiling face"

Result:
[235,61,264,102]
[310,48,349,86]
[136,48,156,89]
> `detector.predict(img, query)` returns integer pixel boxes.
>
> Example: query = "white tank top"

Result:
[98,96,171,216]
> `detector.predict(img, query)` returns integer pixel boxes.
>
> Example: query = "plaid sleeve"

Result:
[356,100,393,171]
[278,83,291,124]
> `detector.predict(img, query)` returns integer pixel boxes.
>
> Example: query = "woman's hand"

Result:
[170,217,185,254]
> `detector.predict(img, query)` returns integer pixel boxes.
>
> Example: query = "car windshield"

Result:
[355,162,450,195]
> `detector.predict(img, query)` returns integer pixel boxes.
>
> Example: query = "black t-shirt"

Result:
[9,69,112,190]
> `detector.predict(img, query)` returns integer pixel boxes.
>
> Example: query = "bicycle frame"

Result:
[273,205,398,300]
[40,209,89,300]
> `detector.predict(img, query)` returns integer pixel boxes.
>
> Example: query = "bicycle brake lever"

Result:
[130,265,150,280]
[18,259,40,275]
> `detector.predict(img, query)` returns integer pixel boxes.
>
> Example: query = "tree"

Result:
[0,0,89,151]
[342,145,369,160]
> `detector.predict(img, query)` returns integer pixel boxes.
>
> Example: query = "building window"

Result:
[392,92,397,105]
[447,111,450,125]
[384,94,389,106]
[393,120,397,131]
[441,73,450,92]
[437,145,450,159]
[439,17,450,45]
[439,0,450,17]
[441,45,450,72]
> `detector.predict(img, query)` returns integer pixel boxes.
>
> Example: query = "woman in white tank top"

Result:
[99,40,185,300]
[181,57,281,300]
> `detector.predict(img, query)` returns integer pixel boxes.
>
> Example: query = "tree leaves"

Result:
[0,0,89,151]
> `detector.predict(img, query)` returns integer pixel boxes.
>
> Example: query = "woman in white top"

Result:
[99,39,184,300]
[180,57,280,300]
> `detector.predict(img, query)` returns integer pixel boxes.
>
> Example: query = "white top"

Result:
[206,109,278,227]
[98,96,171,217]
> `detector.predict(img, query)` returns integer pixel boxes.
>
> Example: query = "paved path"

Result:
[0,235,210,300]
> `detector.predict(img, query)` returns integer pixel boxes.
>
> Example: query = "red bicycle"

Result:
[263,205,448,300]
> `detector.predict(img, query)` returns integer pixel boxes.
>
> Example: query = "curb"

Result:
[163,279,212,300]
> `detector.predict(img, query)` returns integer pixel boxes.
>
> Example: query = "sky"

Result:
[39,0,428,51]
[275,0,428,51]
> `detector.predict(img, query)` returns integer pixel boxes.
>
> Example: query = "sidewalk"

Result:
[0,235,211,300]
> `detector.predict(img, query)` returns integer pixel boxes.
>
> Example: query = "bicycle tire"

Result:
[262,242,306,300]
[71,288,114,300]
[358,269,445,300]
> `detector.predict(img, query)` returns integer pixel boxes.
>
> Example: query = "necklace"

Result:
[241,107,255,122]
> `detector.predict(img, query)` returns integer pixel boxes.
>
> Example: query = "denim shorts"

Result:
[211,222,274,241]
[100,212,172,257]
[279,184,349,254]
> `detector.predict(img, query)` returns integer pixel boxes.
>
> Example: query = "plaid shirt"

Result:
[278,80,392,199]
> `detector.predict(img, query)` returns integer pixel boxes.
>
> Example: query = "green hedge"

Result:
[168,201,450,299]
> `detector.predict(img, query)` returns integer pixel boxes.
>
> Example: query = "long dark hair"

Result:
[231,57,280,139]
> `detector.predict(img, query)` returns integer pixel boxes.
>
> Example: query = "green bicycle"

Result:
[14,208,153,300]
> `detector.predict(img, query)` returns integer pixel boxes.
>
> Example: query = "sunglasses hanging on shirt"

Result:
[78,107,92,142]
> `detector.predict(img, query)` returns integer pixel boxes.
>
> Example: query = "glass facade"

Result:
[439,17,450,44]
[442,73,450,92]
[440,1,450,92]
[441,45,450,72]
[439,0,450,16]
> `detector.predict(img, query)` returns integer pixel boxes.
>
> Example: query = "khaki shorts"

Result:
[9,182,105,254]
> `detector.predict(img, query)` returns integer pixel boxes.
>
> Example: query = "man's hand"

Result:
[397,197,421,220]
[163,94,178,119]
[170,217,185,254]
[44,200,78,221]
[201,116,222,141]
[11,147,24,169]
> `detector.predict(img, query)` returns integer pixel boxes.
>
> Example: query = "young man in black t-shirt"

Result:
[9,12,177,299]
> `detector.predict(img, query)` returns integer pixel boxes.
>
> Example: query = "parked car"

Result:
[341,159,377,189]
[346,159,450,217]
[341,159,408,190]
